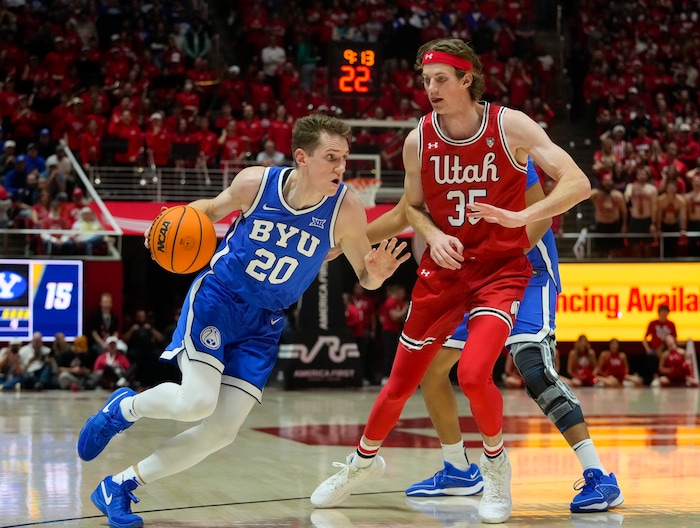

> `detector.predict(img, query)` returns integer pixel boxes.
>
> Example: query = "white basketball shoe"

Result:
[311,453,386,508]
[478,450,513,524]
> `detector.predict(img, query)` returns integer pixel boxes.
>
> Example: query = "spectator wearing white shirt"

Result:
[260,35,286,98]
[72,206,107,255]
[255,139,285,168]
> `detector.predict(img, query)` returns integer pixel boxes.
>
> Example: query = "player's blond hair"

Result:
[415,39,486,102]
[292,113,352,156]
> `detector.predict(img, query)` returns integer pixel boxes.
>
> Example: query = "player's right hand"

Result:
[427,232,464,270]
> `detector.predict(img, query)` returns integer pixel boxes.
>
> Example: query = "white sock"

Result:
[573,439,605,473]
[353,438,381,468]
[112,466,144,486]
[442,440,470,471]
[119,396,140,423]
[483,438,504,459]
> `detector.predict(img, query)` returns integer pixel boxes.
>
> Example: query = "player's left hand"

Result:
[466,202,526,228]
[365,238,411,279]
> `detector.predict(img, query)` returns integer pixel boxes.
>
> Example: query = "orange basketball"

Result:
[148,206,218,274]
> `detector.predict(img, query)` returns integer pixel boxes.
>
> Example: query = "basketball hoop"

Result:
[344,178,381,207]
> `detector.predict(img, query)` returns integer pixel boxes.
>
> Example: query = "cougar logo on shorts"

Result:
[200,326,221,350]
[510,299,521,319]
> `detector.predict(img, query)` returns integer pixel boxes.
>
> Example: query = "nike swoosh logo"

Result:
[102,391,125,413]
[271,316,283,325]
[101,482,113,505]
[262,204,280,211]
[469,470,480,479]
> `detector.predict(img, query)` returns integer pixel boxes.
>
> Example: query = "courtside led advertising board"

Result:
[556,262,700,342]
[0,259,83,342]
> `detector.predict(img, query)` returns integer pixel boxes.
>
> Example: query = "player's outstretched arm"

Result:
[467,110,591,227]
[403,129,464,269]
[366,194,411,245]
[337,190,410,290]
[325,195,410,262]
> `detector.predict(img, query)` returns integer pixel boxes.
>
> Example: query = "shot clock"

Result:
[328,43,381,97]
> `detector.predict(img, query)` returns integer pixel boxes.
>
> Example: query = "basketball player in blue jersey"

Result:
[76,113,410,528]
[343,159,622,516]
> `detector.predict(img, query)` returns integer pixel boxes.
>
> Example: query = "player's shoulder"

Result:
[404,127,420,148]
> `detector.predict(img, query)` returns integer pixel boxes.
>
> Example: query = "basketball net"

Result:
[344,178,381,207]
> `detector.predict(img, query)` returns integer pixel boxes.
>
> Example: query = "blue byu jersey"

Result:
[524,158,560,291]
[211,166,346,310]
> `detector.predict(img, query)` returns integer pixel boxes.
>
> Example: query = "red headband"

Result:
[421,50,473,71]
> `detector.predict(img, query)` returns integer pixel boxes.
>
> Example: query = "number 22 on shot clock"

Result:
[328,44,380,97]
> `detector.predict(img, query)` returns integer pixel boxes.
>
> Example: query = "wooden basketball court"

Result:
[1,386,698,527]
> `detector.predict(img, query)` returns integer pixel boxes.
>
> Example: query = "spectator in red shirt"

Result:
[39,199,74,255]
[0,78,21,124]
[249,70,277,116]
[144,113,173,167]
[63,187,89,226]
[238,104,264,155]
[219,65,246,115]
[421,14,447,44]
[163,35,186,75]
[44,36,74,87]
[214,103,234,133]
[12,96,39,146]
[505,57,532,109]
[218,120,248,171]
[631,124,654,157]
[410,74,432,114]
[676,123,700,169]
[140,50,161,82]
[91,336,132,390]
[391,58,415,97]
[343,292,364,343]
[278,61,300,102]
[378,284,409,385]
[59,98,88,151]
[351,282,378,385]
[186,57,218,99]
[87,98,109,136]
[267,105,293,157]
[108,110,144,165]
[79,118,103,169]
[175,80,200,120]
[284,85,309,120]
[642,303,677,385]
[191,116,218,167]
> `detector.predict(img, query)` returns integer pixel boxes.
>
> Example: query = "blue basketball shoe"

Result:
[570,468,624,513]
[91,476,143,528]
[406,462,484,497]
[78,387,136,461]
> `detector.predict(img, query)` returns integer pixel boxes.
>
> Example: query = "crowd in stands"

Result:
[0,1,553,212]
[2,0,700,261]
[569,0,700,257]
[0,292,180,391]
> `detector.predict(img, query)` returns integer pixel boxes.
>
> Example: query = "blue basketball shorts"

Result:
[444,271,557,350]
[161,271,284,403]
